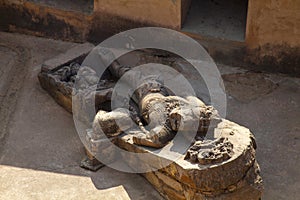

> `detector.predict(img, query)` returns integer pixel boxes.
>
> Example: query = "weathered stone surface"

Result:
[38,70,73,112]
[114,119,263,199]
[38,50,114,117]
[155,171,183,191]
[38,43,95,112]
[163,186,186,200]
[38,50,263,200]
[88,56,214,149]
[185,137,234,164]
[143,172,162,189]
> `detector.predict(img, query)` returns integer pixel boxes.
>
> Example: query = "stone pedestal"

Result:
[112,119,263,200]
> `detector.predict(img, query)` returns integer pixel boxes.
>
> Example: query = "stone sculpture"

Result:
[50,59,239,166]
[74,59,219,163]
[38,48,263,199]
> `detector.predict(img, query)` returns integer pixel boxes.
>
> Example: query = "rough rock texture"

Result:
[83,117,263,199]
[38,43,95,112]
[115,119,263,200]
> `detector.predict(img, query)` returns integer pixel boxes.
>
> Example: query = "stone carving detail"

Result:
[88,60,214,149]
[52,62,80,84]
[45,59,228,162]
[185,137,234,164]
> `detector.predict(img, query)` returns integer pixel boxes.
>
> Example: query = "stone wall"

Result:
[244,0,300,75]
[0,0,299,75]
[94,0,182,29]
[0,0,92,42]
[246,0,300,48]
[88,0,192,42]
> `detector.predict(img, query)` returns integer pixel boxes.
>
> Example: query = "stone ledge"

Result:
[41,43,94,72]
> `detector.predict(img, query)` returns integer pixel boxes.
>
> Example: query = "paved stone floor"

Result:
[0,32,299,199]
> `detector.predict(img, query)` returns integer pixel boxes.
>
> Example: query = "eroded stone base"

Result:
[109,119,263,200]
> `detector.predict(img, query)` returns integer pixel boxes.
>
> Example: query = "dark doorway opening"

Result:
[182,0,248,42]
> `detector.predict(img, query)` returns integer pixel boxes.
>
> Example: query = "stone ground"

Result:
[0,32,299,199]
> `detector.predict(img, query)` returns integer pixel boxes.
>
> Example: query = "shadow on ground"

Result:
[0,32,163,200]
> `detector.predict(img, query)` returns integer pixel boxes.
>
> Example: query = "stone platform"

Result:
[38,44,263,200]
[115,120,262,200]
